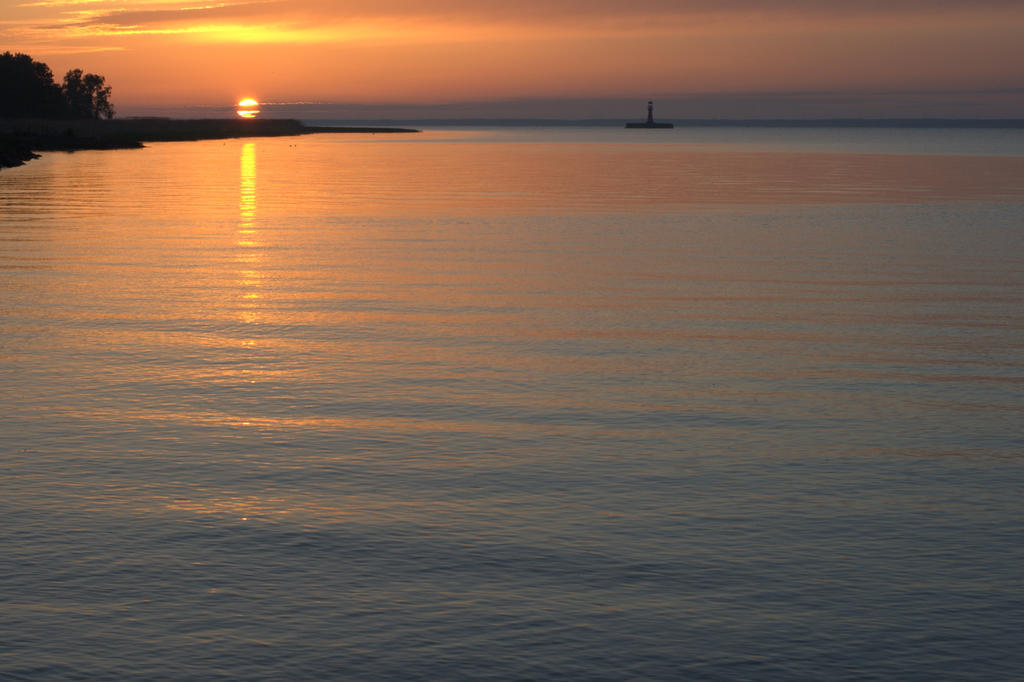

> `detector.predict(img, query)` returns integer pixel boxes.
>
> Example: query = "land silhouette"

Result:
[0,52,417,170]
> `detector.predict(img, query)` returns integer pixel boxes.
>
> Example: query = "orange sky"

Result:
[3,0,1024,117]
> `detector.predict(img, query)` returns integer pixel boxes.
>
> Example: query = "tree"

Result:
[0,52,116,120]
[0,51,67,118]
[62,68,115,119]
[85,73,115,119]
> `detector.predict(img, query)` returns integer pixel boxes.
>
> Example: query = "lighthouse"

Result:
[626,100,674,129]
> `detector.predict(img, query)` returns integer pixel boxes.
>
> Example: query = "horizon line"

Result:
[131,117,1024,128]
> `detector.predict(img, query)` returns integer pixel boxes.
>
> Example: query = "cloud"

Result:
[7,0,1007,50]
[44,0,1024,32]
[63,1,287,29]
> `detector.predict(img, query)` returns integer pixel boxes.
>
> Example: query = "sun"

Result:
[236,98,260,118]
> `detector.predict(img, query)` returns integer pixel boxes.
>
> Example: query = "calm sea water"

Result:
[2,127,1023,680]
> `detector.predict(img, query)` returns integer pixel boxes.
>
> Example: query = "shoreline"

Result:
[0,117,419,170]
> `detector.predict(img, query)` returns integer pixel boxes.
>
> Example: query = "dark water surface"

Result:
[2,128,1023,679]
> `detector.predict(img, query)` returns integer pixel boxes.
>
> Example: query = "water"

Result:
[2,127,1023,680]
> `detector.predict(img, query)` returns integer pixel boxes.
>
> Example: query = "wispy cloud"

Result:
[11,43,128,53]
[17,0,113,7]
[25,0,1024,37]
[59,1,285,28]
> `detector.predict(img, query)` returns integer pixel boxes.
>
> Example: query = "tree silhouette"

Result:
[0,51,67,117]
[62,68,115,119]
[0,53,116,119]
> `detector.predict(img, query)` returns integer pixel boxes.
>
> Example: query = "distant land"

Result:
[0,117,418,170]
[121,88,1024,123]
[303,118,1024,129]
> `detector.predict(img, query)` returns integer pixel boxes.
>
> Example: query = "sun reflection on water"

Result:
[239,142,256,229]
[237,143,263,329]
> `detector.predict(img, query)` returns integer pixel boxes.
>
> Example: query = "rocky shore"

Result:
[0,117,418,170]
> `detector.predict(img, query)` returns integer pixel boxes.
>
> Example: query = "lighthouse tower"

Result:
[625,100,674,128]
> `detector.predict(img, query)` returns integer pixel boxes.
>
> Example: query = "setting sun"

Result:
[236,98,260,118]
